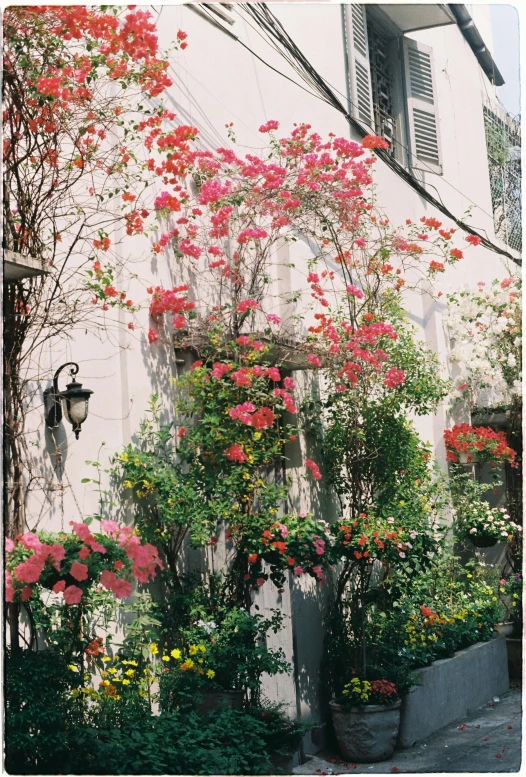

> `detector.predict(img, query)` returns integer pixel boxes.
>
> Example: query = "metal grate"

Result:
[483,103,522,253]
[367,15,397,156]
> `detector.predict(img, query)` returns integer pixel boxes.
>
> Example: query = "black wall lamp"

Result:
[44,362,93,439]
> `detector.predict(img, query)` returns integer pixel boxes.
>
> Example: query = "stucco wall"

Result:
[20,3,517,738]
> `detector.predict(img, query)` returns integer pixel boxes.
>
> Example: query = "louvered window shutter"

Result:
[403,38,442,174]
[344,4,374,129]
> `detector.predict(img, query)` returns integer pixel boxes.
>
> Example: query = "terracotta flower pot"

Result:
[329,699,401,763]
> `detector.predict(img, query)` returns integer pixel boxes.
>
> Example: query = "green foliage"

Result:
[5,649,81,775]
[158,577,290,709]
[246,699,311,758]
[367,554,503,670]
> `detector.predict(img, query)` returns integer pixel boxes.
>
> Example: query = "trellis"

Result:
[483,102,521,253]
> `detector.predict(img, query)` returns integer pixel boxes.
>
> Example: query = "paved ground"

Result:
[294,682,521,774]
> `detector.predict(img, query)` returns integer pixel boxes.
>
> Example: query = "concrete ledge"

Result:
[398,637,509,748]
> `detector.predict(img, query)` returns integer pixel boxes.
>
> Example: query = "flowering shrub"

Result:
[242,513,333,587]
[5,522,162,605]
[444,424,518,466]
[445,276,521,403]
[159,597,289,709]
[341,677,399,707]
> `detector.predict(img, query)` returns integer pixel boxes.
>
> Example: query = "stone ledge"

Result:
[398,636,510,748]
[3,249,48,282]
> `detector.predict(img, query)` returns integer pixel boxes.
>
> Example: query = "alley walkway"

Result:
[294,682,521,774]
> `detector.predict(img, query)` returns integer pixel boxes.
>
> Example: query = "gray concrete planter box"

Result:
[398,636,509,748]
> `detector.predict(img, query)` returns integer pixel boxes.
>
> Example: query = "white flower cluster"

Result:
[444,277,522,406]
[458,503,522,540]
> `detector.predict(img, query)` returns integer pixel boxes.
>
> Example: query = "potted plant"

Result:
[498,573,523,678]
[330,676,401,762]
[444,424,518,467]
[452,503,522,548]
[247,699,310,774]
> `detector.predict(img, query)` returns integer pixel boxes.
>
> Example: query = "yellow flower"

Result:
[125,669,135,677]
[162,655,170,662]
[150,643,159,655]
[68,665,77,672]
[253,432,262,440]
[492,597,497,601]
[198,645,206,653]
[466,574,472,578]
[122,679,131,685]
[189,645,198,655]
[123,480,133,489]
[102,656,111,663]
[107,667,117,674]
[500,587,505,593]
[207,669,215,679]
[171,649,181,659]
[120,453,129,463]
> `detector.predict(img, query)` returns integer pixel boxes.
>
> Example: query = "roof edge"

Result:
[448,4,504,86]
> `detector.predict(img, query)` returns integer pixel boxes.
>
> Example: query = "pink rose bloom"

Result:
[78,547,91,560]
[63,585,83,605]
[5,538,15,553]
[70,561,89,582]
[293,566,304,576]
[279,525,289,539]
[53,580,66,594]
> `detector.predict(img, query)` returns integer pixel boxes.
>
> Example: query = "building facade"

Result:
[16,2,520,754]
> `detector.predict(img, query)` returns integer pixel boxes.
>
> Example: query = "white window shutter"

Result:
[344,4,374,129]
[403,37,442,174]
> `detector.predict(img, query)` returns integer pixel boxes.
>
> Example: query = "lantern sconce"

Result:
[44,362,93,439]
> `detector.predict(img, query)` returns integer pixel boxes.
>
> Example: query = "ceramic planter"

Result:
[458,451,478,464]
[329,699,401,762]
[494,622,514,638]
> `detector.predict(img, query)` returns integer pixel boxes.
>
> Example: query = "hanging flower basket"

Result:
[470,534,498,548]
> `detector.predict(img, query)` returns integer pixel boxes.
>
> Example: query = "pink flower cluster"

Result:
[273,388,297,414]
[383,368,405,388]
[237,228,268,244]
[229,403,276,429]
[346,284,364,299]
[237,299,258,313]
[305,459,322,481]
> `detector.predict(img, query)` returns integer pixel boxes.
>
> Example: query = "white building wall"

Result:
[21,3,518,748]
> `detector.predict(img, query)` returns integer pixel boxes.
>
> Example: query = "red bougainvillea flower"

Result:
[259,119,279,133]
[465,234,482,246]
[362,135,389,149]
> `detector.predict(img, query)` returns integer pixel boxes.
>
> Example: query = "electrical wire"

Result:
[234,2,521,267]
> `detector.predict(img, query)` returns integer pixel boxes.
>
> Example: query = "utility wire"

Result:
[235,2,521,267]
